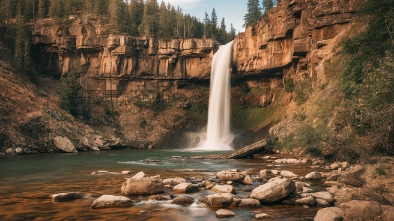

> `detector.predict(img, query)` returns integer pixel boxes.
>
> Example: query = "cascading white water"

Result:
[200,41,234,150]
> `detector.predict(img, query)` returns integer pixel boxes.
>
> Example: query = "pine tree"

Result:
[193,17,204,38]
[203,11,210,38]
[176,6,182,38]
[1,0,15,21]
[168,4,177,38]
[140,3,150,36]
[229,23,237,40]
[210,8,218,39]
[139,0,159,37]
[262,0,274,13]
[14,6,33,76]
[49,0,65,18]
[23,0,35,20]
[157,1,170,38]
[244,0,262,27]
[218,18,227,43]
[14,12,25,70]
[37,0,49,18]
[60,69,82,117]
[109,0,119,32]
[128,0,144,36]
[90,0,108,17]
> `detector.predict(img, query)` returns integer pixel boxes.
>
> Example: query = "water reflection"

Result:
[0,149,321,220]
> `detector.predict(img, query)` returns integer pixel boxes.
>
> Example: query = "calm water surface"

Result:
[0,149,323,220]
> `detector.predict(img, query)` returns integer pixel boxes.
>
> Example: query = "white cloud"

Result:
[161,0,202,9]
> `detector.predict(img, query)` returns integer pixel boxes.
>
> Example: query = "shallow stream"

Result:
[0,149,325,220]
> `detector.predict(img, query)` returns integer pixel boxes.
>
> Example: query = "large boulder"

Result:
[216,209,236,218]
[314,207,345,221]
[121,176,164,196]
[53,136,77,153]
[295,196,316,206]
[340,200,382,221]
[238,198,261,207]
[301,191,335,204]
[304,192,335,204]
[256,213,271,220]
[216,170,245,182]
[51,192,84,202]
[173,183,199,194]
[280,170,298,178]
[131,171,146,179]
[243,175,253,185]
[305,172,322,180]
[250,177,296,203]
[259,169,275,179]
[382,205,394,221]
[200,193,235,208]
[163,177,186,186]
[211,185,235,194]
[90,195,133,209]
[172,195,194,206]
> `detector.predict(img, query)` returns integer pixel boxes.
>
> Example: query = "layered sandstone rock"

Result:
[32,17,218,82]
[27,0,363,150]
[233,0,361,80]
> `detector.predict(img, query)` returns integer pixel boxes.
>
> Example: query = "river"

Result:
[0,149,324,220]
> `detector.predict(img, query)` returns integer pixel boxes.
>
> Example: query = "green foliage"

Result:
[134,93,167,113]
[232,106,278,129]
[128,0,144,36]
[60,70,80,116]
[210,8,218,39]
[37,0,49,18]
[284,78,294,93]
[292,110,306,121]
[244,0,262,27]
[262,0,274,13]
[375,165,387,176]
[305,147,322,157]
[296,124,320,146]
[0,0,233,42]
[341,0,394,150]
[294,81,312,105]
[60,70,91,119]
[109,0,129,34]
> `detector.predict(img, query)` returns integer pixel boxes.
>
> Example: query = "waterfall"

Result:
[201,41,234,150]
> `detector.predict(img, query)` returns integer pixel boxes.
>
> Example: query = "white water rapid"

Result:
[200,41,234,150]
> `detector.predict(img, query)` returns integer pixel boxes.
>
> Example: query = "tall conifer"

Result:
[244,0,262,27]
[262,0,274,13]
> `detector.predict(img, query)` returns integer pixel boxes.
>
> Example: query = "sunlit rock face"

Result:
[32,18,218,81]
[28,0,362,149]
[31,17,219,148]
[233,0,360,78]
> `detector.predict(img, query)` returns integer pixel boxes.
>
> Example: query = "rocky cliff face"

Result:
[32,17,217,81]
[229,0,362,146]
[233,0,358,79]
[11,0,362,152]
[30,16,219,149]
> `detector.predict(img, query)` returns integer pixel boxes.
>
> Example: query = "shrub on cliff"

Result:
[341,0,394,155]
[60,70,91,120]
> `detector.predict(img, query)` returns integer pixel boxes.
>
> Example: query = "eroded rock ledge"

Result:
[32,17,218,82]
[233,0,361,80]
[22,0,363,150]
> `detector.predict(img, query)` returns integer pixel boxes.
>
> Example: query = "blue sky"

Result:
[162,0,247,33]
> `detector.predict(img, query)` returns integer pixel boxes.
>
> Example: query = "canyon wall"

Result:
[27,0,361,150]
[233,0,358,79]
[31,17,219,148]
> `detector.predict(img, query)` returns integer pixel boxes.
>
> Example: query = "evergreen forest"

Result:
[0,0,237,44]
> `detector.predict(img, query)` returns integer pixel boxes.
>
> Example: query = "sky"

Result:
[161,0,247,33]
